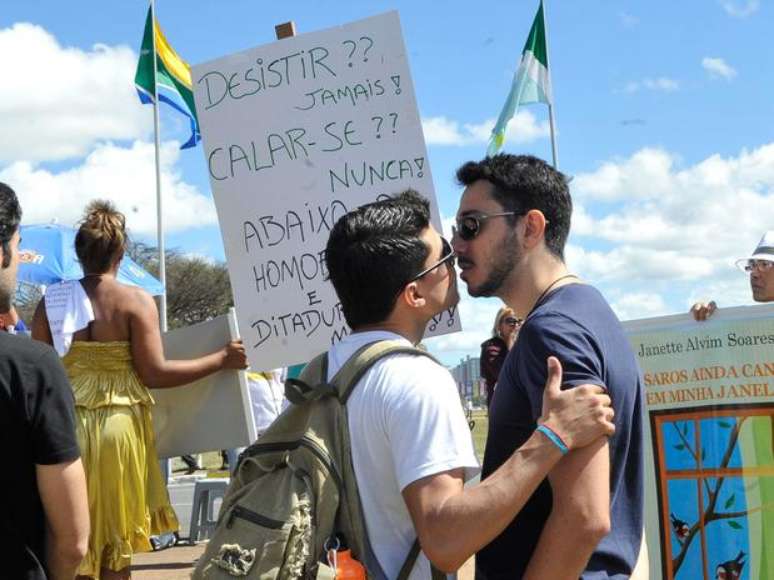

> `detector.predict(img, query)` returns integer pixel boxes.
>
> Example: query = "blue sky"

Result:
[2,0,772,365]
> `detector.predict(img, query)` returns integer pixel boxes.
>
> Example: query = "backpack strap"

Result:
[396,539,446,580]
[284,351,332,404]
[332,341,443,580]
[289,339,442,579]
[329,340,439,404]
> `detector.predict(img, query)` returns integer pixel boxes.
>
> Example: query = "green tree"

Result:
[128,241,234,330]
[14,242,234,331]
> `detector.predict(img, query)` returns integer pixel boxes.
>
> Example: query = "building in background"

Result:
[449,355,483,402]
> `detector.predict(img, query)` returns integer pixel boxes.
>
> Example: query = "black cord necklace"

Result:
[527,273,579,319]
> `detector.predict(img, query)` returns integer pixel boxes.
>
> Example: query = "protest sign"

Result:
[624,305,774,580]
[152,309,255,458]
[192,11,459,370]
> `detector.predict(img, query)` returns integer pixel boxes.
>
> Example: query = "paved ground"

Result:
[133,473,211,579]
[134,546,474,579]
[135,547,473,579]
[133,475,475,578]
[134,545,204,580]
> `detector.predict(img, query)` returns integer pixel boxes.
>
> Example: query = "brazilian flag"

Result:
[134,6,200,149]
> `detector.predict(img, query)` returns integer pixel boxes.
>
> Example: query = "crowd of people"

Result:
[2,189,248,579]
[1,151,770,579]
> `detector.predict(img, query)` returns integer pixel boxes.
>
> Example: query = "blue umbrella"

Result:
[18,223,164,296]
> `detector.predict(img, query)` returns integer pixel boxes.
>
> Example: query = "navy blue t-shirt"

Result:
[476,284,644,580]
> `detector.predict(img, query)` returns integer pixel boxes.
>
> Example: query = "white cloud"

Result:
[620,12,640,27]
[424,143,774,353]
[425,291,503,357]
[624,77,680,93]
[568,142,774,294]
[702,57,737,80]
[1,140,217,236]
[572,148,675,202]
[0,23,150,163]
[567,244,716,283]
[180,252,220,267]
[719,0,760,17]
[686,277,752,311]
[610,293,669,321]
[422,110,550,147]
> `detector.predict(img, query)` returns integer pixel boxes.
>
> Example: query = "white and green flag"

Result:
[488,1,553,156]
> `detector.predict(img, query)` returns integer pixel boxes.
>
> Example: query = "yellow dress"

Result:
[62,341,179,576]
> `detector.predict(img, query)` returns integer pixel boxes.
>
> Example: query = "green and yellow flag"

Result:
[134,6,199,149]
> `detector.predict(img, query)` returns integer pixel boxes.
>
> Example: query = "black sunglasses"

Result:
[452,211,520,241]
[408,237,456,282]
[502,317,521,326]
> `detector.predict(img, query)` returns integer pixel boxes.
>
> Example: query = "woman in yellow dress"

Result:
[32,201,247,579]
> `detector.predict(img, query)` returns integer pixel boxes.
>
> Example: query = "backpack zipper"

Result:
[226,505,284,530]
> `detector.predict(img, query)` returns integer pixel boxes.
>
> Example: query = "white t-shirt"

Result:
[246,368,288,435]
[327,331,480,580]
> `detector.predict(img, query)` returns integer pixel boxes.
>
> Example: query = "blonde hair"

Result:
[492,306,516,337]
[75,200,127,274]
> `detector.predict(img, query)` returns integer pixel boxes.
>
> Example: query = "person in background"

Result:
[0,182,90,580]
[222,368,289,473]
[248,367,288,437]
[0,304,28,333]
[692,230,774,320]
[31,200,247,580]
[180,454,201,475]
[479,307,521,409]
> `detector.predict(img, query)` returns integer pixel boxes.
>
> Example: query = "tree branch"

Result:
[707,417,747,514]
[707,501,774,523]
[672,416,749,575]
[671,421,713,498]
[672,421,699,462]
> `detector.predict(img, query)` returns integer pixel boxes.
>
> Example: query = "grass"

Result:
[170,410,492,474]
[469,409,490,461]
[170,451,225,473]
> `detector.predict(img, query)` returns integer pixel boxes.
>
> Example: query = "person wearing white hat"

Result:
[691,231,774,320]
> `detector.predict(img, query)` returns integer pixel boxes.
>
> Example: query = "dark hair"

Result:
[0,183,22,268]
[456,154,572,260]
[75,200,127,274]
[325,190,431,329]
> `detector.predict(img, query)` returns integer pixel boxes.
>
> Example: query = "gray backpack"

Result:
[192,340,445,579]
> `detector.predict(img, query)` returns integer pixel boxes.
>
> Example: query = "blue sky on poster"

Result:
[1,0,773,365]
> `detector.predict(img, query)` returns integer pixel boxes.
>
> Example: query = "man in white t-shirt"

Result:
[324,190,617,578]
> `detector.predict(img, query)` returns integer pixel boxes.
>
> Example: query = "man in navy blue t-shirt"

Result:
[452,155,644,579]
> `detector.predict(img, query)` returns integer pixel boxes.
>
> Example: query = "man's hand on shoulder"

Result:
[538,356,615,450]
[690,300,717,321]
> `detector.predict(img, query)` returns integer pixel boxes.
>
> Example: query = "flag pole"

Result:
[149,0,167,332]
[541,0,559,169]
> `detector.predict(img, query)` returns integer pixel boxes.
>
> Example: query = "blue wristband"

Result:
[536,424,569,455]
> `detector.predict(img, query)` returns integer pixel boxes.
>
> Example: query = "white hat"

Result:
[735,231,774,270]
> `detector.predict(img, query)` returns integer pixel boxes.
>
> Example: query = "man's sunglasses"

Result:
[408,237,456,282]
[452,211,521,241]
